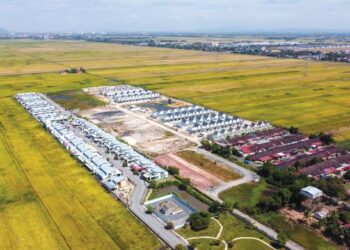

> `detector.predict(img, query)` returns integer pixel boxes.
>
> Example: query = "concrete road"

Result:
[68,119,187,249]
[192,148,259,200]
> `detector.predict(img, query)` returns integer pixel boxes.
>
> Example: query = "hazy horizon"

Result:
[1,0,350,33]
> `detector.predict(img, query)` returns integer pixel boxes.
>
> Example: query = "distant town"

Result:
[2,30,350,63]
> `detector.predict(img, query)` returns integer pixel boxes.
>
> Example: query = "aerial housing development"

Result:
[14,81,350,250]
[4,30,350,250]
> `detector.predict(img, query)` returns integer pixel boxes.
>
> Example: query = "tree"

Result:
[308,157,323,166]
[318,132,334,145]
[288,126,299,134]
[179,178,191,190]
[209,201,221,213]
[343,170,350,180]
[257,162,275,178]
[122,161,128,168]
[188,212,211,231]
[277,232,287,247]
[316,177,345,198]
[69,68,77,73]
[165,221,174,230]
[167,166,179,175]
[146,205,154,214]
[257,196,282,212]
[293,160,302,169]
[201,140,212,150]
[277,188,291,206]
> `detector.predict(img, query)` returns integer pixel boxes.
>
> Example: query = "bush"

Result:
[288,126,299,134]
[188,212,211,231]
[166,221,174,230]
[167,166,179,175]
[175,244,186,250]
[209,201,229,213]
[209,201,221,213]
[277,232,287,247]
[69,68,77,73]
[227,240,234,248]
[146,205,154,214]
[344,170,350,180]
[210,239,221,246]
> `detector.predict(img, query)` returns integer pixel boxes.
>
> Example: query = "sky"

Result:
[0,0,350,33]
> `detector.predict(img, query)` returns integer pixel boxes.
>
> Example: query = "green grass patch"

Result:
[177,219,220,238]
[256,212,338,250]
[187,238,225,250]
[219,180,274,209]
[47,89,106,110]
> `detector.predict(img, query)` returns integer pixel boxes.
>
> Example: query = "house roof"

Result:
[300,186,323,198]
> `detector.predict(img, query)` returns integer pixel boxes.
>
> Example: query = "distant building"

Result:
[314,209,329,220]
[300,186,323,199]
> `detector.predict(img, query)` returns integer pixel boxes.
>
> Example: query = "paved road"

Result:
[70,121,188,249]
[43,94,302,250]
[192,148,260,200]
[42,94,187,249]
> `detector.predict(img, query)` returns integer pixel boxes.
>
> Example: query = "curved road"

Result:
[192,148,259,200]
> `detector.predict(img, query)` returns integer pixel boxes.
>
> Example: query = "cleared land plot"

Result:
[155,153,222,190]
[0,96,161,250]
[176,150,241,182]
[80,105,192,156]
[47,89,106,110]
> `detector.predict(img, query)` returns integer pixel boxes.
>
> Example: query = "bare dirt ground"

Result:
[79,104,193,156]
[154,153,223,190]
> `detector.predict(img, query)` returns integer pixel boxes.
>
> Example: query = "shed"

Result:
[300,186,323,199]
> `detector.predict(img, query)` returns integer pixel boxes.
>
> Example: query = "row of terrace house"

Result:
[99,85,160,103]
[152,105,212,122]
[222,126,350,180]
[71,118,168,180]
[15,92,67,123]
[152,104,271,139]
[300,153,350,179]
[15,93,126,191]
